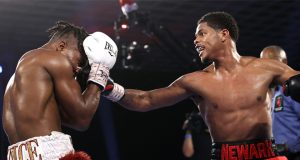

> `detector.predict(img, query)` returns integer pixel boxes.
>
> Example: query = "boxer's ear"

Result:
[56,41,67,51]
[219,29,229,42]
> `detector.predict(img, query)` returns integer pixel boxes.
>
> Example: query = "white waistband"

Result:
[7,131,74,160]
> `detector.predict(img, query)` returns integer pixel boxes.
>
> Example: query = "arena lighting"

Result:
[119,0,138,18]
[115,0,201,71]
[114,15,129,31]
[120,40,150,70]
[114,11,149,33]
[115,0,151,33]
[0,65,3,74]
[114,0,152,70]
[121,24,129,30]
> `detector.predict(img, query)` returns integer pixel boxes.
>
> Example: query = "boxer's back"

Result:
[3,49,61,144]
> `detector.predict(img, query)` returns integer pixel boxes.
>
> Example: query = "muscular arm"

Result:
[263,59,299,84]
[117,76,193,112]
[47,54,101,131]
[262,59,300,102]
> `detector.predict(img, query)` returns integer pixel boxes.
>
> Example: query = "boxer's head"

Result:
[260,45,287,64]
[194,12,239,63]
[198,12,239,42]
[47,21,89,75]
[47,21,90,91]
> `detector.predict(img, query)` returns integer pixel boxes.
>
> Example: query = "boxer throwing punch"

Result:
[2,21,118,160]
[103,11,300,160]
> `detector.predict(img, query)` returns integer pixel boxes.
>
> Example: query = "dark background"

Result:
[1,0,300,160]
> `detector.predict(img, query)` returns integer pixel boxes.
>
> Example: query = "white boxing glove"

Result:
[83,32,118,89]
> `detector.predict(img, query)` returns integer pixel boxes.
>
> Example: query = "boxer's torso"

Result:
[186,57,277,142]
[3,49,63,144]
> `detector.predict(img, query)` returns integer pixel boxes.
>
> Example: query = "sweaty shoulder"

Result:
[16,49,75,85]
[181,65,212,81]
[240,56,294,85]
[175,65,213,91]
[23,49,73,73]
[243,56,287,72]
[21,48,67,64]
[239,56,258,66]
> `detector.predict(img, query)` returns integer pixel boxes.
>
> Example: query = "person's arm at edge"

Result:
[182,130,194,158]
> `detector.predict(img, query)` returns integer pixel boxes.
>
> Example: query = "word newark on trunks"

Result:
[220,139,276,160]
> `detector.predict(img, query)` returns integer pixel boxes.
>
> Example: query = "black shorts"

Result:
[211,138,280,160]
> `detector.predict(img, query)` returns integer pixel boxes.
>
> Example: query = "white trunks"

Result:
[7,131,74,160]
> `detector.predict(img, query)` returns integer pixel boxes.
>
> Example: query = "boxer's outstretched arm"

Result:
[118,77,193,112]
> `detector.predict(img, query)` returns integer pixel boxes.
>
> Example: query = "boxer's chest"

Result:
[199,69,273,109]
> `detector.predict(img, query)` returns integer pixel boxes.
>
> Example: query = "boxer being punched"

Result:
[2,21,118,160]
[104,12,300,160]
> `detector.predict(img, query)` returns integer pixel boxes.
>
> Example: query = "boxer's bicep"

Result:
[261,59,300,85]
[47,58,88,125]
[55,74,100,130]
[274,62,300,85]
[54,73,84,116]
[149,80,192,106]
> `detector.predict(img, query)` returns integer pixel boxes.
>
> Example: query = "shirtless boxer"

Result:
[103,12,300,159]
[2,21,118,160]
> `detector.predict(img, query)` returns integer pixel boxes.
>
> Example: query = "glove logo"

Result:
[104,41,116,57]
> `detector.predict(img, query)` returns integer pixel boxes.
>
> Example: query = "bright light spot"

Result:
[121,24,129,29]
[132,41,137,45]
[0,65,2,74]
[144,44,149,49]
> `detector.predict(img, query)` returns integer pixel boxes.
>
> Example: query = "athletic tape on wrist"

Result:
[105,83,125,102]
[88,63,109,89]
